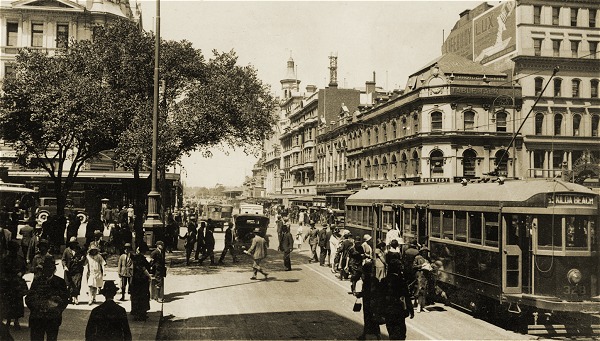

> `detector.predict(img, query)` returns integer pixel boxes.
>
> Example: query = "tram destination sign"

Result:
[547,194,595,206]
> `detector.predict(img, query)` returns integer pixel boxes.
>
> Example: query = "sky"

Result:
[138,0,487,188]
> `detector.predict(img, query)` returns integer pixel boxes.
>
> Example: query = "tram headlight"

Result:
[567,268,582,284]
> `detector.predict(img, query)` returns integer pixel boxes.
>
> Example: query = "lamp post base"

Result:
[143,190,163,247]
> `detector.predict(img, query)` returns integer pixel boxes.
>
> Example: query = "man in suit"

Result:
[85,280,132,341]
[150,241,166,302]
[218,222,237,264]
[25,254,69,341]
[280,224,294,271]
[244,228,269,280]
[117,243,133,301]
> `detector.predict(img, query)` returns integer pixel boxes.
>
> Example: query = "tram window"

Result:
[537,215,562,248]
[383,211,393,231]
[410,209,418,237]
[566,216,589,249]
[368,207,374,227]
[431,210,441,237]
[403,208,411,236]
[469,212,482,245]
[442,211,453,240]
[455,211,467,242]
[483,213,499,247]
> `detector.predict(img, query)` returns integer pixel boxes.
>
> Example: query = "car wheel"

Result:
[77,212,88,224]
[37,211,49,224]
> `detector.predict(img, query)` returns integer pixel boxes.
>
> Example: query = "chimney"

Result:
[365,71,376,104]
[306,85,317,94]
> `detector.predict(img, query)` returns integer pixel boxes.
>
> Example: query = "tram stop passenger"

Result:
[382,258,414,340]
[413,246,433,313]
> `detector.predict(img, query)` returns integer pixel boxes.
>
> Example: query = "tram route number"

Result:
[563,285,586,295]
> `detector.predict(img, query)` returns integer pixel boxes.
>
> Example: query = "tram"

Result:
[344,179,600,335]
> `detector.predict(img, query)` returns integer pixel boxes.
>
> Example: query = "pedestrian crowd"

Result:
[0,212,167,341]
[274,213,446,341]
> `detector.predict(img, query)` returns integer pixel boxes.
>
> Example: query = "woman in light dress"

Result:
[294,225,303,250]
[85,244,106,305]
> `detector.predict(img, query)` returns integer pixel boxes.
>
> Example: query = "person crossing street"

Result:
[243,228,269,280]
[218,222,237,264]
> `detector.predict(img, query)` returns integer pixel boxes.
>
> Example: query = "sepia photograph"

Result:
[0,0,599,340]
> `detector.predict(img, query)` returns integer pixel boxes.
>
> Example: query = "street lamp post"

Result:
[142,0,163,246]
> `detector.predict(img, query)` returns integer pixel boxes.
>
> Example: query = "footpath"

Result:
[8,254,162,341]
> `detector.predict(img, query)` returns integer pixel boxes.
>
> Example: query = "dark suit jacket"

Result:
[85,299,132,341]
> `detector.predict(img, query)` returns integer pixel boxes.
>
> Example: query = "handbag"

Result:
[353,298,362,312]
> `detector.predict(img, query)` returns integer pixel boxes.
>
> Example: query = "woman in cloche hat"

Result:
[84,245,106,305]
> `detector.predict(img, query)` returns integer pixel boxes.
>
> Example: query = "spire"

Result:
[280,51,300,98]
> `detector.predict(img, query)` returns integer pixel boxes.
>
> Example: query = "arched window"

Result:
[464,111,475,131]
[366,159,371,179]
[430,150,444,175]
[412,150,420,175]
[382,156,388,179]
[357,160,362,178]
[592,115,599,137]
[374,127,379,143]
[573,114,581,136]
[392,121,397,139]
[591,79,599,98]
[382,123,388,142]
[572,79,581,97]
[413,114,419,133]
[463,149,477,177]
[554,78,562,97]
[554,114,563,135]
[535,77,544,96]
[391,154,398,179]
[494,150,509,176]
[535,113,544,135]
[401,152,408,177]
[366,129,371,145]
[496,111,507,132]
[373,158,379,179]
[431,111,442,131]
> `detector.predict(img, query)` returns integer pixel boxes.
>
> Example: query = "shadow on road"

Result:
[157,310,364,340]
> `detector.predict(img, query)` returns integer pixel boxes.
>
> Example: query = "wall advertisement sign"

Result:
[473,1,516,64]
[442,1,516,64]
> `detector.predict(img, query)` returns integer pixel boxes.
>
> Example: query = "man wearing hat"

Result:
[318,224,331,267]
[30,239,50,279]
[150,241,166,302]
[243,228,269,280]
[62,237,85,304]
[25,254,69,341]
[85,280,132,341]
[117,243,133,301]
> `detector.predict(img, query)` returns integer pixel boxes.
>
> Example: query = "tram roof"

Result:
[0,181,36,193]
[346,180,596,205]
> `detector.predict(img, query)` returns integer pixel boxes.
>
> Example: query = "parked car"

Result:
[36,197,88,224]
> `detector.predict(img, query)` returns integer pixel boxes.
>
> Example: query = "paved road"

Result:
[157,221,534,340]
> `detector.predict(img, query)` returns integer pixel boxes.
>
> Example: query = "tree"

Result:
[1,17,278,224]
[0,45,125,217]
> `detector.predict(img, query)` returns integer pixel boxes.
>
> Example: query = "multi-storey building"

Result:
[258,0,599,206]
[1,0,141,79]
[344,53,522,189]
[443,0,600,181]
